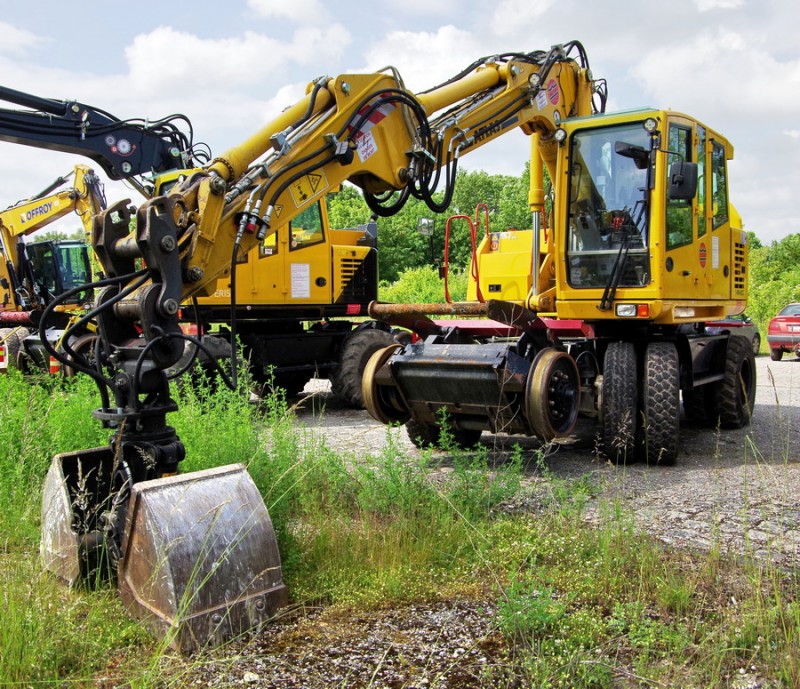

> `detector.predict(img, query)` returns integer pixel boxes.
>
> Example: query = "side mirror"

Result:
[615,141,650,170]
[668,161,698,201]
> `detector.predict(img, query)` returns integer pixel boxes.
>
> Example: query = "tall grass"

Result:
[0,370,798,687]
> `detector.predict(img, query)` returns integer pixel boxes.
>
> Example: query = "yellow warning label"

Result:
[290,171,329,208]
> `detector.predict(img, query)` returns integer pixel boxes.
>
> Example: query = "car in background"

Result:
[767,303,800,361]
[705,313,761,356]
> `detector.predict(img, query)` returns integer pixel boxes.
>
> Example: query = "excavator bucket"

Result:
[41,450,288,652]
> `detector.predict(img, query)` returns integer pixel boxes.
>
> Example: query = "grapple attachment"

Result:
[41,449,287,652]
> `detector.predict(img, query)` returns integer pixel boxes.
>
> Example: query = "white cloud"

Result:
[784,130,800,139]
[383,0,458,13]
[631,29,800,120]
[362,25,484,89]
[124,25,351,95]
[247,0,329,23]
[490,0,555,36]
[0,21,44,55]
[694,0,744,10]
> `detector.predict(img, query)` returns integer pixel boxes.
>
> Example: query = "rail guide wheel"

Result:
[362,344,410,425]
[524,348,580,441]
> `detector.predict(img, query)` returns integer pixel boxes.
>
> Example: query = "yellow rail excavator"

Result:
[0,164,105,373]
[0,40,752,650]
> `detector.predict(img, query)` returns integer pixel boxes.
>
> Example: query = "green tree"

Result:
[747,233,800,329]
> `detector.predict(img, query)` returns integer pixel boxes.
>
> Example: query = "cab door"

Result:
[662,118,733,302]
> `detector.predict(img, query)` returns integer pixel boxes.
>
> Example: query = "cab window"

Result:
[290,203,324,251]
[711,141,729,229]
[696,125,707,238]
[666,124,693,250]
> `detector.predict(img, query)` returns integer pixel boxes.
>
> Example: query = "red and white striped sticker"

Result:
[350,100,396,162]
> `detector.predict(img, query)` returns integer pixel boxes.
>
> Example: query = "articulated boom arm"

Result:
[0,84,196,188]
[102,42,602,341]
[1,164,105,239]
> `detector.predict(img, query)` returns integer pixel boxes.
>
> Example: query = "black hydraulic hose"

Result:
[228,240,241,391]
[39,270,148,396]
[130,329,235,406]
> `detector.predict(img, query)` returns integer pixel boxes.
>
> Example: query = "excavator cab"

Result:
[25,239,92,304]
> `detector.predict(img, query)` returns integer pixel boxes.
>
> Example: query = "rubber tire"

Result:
[63,333,98,378]
[0,327,27,371]
[770,348,783,361]
[331,328,395,409]
[601,341,638,464]
[639,342,680,466]
[713,335,756,429]
[405,418,482,450]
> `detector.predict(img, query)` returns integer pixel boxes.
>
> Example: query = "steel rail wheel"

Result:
[525,348,580,441]
[362,344,410,425]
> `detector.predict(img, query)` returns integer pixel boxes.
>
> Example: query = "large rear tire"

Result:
[0,327,27,371]
[331,328,395,409]
[639,342,680,466]
[601,341,638,463]
[713,335,756,429]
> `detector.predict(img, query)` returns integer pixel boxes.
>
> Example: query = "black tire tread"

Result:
[331,328,395,409]
[601,341,637,463]
[641,342,680,466]
[714,335,756,429]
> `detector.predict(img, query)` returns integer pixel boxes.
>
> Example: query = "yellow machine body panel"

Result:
[196,200,373,309]
[467,109,748,325]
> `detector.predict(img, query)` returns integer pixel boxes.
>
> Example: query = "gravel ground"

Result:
[170,355,799,688]
[294,355,800,569]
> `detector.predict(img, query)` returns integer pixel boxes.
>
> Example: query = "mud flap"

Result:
[118,464,287,652]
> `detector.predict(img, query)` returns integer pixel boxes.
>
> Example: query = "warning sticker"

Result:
[290,171,329,208]
[699,241,707,268]
[546,79,560,106]
[290,263,310,299]
[712,235,720,269]
[356,130,378,162]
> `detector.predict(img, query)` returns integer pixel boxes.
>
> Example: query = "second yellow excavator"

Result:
[0,164,105,373]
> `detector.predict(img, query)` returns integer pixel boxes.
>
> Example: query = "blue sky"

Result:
[1,0,798,243]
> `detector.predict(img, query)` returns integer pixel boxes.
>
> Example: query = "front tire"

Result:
[600,341,638,463]
[770,348,783,361]
[0,327,27,371]
[639,342,680,466]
